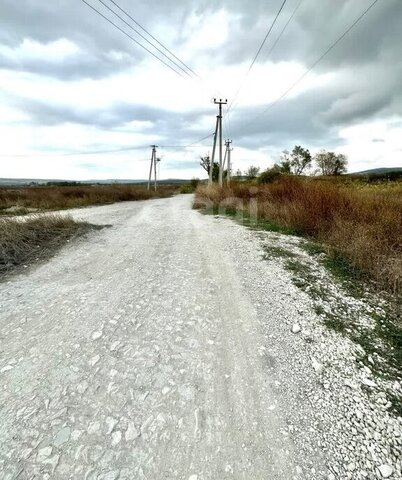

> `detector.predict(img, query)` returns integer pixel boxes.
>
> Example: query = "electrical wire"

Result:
[0,146,150,157]
[106,0,199,78]
[80,0,184,77]
[84,0,224,107]
[234,0,381,135]
[160,132,215,148]
[0,134,216,157]
[227,0,288,114]
[94,0,193,77]
[228,0,304,117]
[265,0,303,60]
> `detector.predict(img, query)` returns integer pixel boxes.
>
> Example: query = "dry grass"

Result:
[0,184,177,214]
[195,177,402,297]
[0,214,92,274]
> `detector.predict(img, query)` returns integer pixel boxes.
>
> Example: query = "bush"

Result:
[258,169,283,184]
[179,178,201,194]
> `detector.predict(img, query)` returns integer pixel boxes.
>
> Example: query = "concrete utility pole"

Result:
[209,118,219,185]
[147,145,158,191]
[225,139,233,185]
[209,98,227,186]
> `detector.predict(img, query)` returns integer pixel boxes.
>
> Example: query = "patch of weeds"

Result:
[302,241,326,256]
[323,313,348,334]
[323,253,366,299]
[250,217,300,236]
[314,303,349,334]
[284,259,311,276]
[263,245,297,260]
[372,310,402,377]
[314,304,325,316]
[387,391,402,417]
[201,207,299,236]
[348,307,402,416]
[283,259,329,302]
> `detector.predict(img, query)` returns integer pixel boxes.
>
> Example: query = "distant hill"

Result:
[349,167,402,182]
[0,178,191,186]
[351,167,402,175]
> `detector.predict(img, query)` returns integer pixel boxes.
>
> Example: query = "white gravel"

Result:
[0,194,400,479]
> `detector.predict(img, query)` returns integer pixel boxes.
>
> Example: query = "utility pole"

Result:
[225,139,232,185]
[209,119,219,185]
[209,98,227,186]
[147,145,158,191]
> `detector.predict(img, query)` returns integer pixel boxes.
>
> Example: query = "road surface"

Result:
[0,195,329,479]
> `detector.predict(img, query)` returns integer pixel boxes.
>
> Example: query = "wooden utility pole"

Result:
[210,98,227,186]
[147,145,158,191]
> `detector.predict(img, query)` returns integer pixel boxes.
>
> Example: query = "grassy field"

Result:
[194,177,402,298]
[0,184,177,215]
[0,214,94,274]
[0,183,177,274]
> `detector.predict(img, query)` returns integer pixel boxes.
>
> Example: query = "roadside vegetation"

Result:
[194,172,401,413]
[0,184,177,215]
[179,178,200,194]
[0,214,95,275]
[194,176,402,299]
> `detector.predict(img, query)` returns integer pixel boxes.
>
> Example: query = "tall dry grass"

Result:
[0,184,177,213]
[195,177,402,297]
[0,214,90,273]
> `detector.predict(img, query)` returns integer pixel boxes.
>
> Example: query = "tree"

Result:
[289,145,312,175]
[314,150,348,176]
[200,155,228,182]
[245,165,260,180]
[274,147,311,175]
[200,155,219,182]
[272,150,292,174]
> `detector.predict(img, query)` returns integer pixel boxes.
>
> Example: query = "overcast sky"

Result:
[1,0,401,180]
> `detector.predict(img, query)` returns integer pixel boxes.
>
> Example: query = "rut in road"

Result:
[0,195,326,479]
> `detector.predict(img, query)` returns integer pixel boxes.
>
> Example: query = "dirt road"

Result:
[2,195,394,479]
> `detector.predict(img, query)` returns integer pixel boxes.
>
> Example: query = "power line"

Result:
[0,146,149,157]
[264,0,304,61]
[227,0,288,113]
[234,0,381,135]
[83,1,224,113]
[227,0,302,123]
[80,0,184,77]
[103,0,227,102]
[106,0,199,79]
[1,134,216,157]
[160,132,215,148]
[93,0,193,78]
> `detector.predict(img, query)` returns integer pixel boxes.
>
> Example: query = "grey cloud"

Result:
[1,0,402,165]
[9,93,212,144]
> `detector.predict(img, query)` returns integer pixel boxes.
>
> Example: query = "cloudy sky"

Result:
[1,0,401,180]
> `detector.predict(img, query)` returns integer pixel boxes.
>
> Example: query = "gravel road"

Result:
[0,195,400,480]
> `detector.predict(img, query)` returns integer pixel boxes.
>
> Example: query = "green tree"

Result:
[314,150,348,175]
[200,155,219,182]
[272,151,292,174]
[245,165,260,180]
[289,145,312,175]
